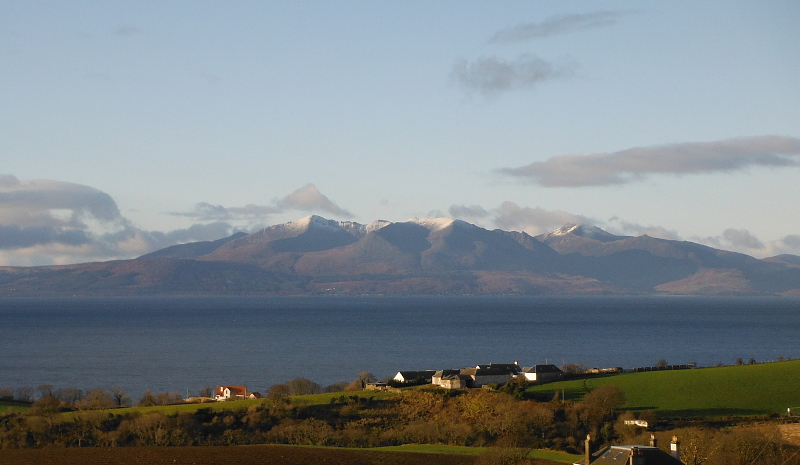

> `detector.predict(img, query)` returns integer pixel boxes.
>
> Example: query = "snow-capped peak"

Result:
[364,220,392,233]
[286,215,342,232]
[340,219,391,237]
[547,224,581,237]
[407,217,457,231]
[273,216,392,238]
[542,224,625,242]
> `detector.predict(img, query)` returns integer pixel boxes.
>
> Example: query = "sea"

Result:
[1,296,799,400]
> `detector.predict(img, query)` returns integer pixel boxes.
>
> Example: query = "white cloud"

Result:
[173,183,353,222]
[0,178,357,265]
[489,11,628,43]
[0,175,252,265]
[722,229,765,250]
[450,54,575,95]
[606,217,682,240]
[448,204,490,219]
[694,230,800,259]
[277,184,353,217]
[449,201,593,236]
[501,136,800,187]
[492,201,592,234]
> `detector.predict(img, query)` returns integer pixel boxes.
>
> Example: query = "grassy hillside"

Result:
[0,444,564,465]
[374,444,581,463]
[0,400,30,415]
[528,360,800,417]
[65,390,397,418]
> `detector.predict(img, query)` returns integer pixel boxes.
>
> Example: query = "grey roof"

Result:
[441,374,472,381]
[591,446,683,465]
[462,367,514,377]
[434,369,461,377]
[523,364,563,373]
[396,370,436,380]
[484,363,523,375]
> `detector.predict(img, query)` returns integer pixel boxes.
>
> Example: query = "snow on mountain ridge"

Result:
[407,217,476,232]
[252,215,392,239]
[541,224,625,242]
[546,224,581,237]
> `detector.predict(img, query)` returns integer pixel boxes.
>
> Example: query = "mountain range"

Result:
[2,215,799,296]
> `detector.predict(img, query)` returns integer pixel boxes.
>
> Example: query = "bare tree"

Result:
[138,389,157,407]
[76,389,116,410]
[36,384,54,399]
[0,387,14,400]
[15,386,34,402]
[110,386,131,407]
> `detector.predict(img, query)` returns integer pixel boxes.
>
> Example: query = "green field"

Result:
[527,360,800,417]
[374,444,582,463]
[0,400,30,415]
[61,390,397,418]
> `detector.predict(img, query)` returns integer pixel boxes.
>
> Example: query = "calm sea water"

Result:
[1,296,798,399]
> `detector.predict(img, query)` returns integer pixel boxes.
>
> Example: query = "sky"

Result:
[2,1,800,266]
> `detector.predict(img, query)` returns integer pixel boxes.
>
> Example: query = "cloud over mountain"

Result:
[174,184,353,222]
[450,201,593,236]
[277,184,353,217]
[606,217,682,241]
[501,136,800,187]
[722,228,765,250]
[0,174,122,225]
[0,175,251,265]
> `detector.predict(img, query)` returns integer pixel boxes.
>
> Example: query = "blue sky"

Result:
[2,1,799,265]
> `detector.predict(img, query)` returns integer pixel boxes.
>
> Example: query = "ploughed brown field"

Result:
[0,445,564,465]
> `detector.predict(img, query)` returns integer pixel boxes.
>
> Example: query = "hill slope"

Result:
[528,360,800,417]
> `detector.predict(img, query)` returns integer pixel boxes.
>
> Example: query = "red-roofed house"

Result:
[215,385,259,401]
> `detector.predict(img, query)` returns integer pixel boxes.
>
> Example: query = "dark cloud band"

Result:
[501,136,800,187]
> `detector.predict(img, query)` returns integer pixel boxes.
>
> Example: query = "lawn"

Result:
[527,360,800,417]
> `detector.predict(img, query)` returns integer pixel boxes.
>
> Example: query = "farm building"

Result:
[579,435,683,465]
[432,369,461,386]
[461,366,516,387]
[480,362,523,376]
[585,445,683,465]
[522,364,564,383]
[393,370,437,384]
[432,363,523,388]
[437,373,472,389]
[214,386,260,401]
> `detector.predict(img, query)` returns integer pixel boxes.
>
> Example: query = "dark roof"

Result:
[485,363,523,374]
[441,374,472,381]
[434,369,461,377]
[396,370,436,380]
[462,367,515,377]
[523,364,563,373]
[591,446,683,465]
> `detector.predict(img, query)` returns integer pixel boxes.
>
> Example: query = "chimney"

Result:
[670,435,681,462]
[629,447,645,465]
[650,433,657,448]
[585,434,592,464]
